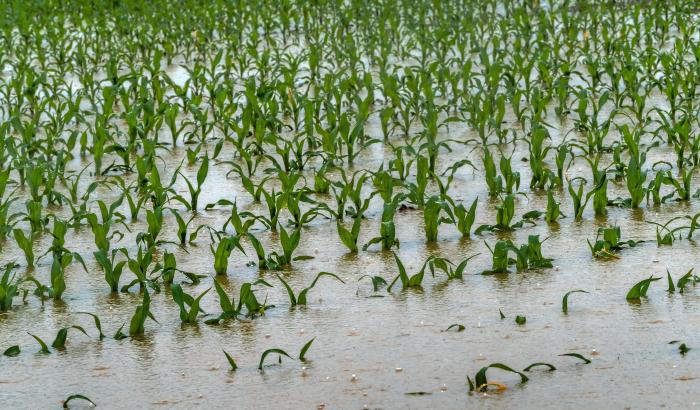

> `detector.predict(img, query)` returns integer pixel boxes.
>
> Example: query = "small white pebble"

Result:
[300,329,305,333]
[198,394,203,399]
[441,384,448,392]
[351,374,358,381]
[395,367,403,372]
[652,259,659,263]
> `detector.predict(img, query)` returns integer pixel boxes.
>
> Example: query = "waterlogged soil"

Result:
[2,111,700,409]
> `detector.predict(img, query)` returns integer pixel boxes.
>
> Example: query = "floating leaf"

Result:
[523,362,556,371]
[559,353,591,364]
[3,345,20,357]
[63,394,95,409]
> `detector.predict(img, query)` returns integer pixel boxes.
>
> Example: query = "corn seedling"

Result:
[62,395,96,409]
[626,276,661,301]
[3,345,20,357]
[468,363,529,392]
[276,272,344,306]
[211,235,245,275]
[299,337,315,361]
[171,284,210,323]
[562,290,589,314]
[129,289,157,336]
[588,226,640,258]
[258,348,293,370]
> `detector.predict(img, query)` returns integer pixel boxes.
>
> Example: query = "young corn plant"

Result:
[387,253,436,291]
[626,276,661,301]
[173,155,209,212]
[467,363,530,393]
[0,263,21,311]
[545,191,565,223]
[423,195,454,242]
[171,284,210,324]
[276,271,344,306]
[211,235,245,275]
[129,289,157,336]
[588,226,641,258]
[207,279,274,324]
[13,229,35,268]
[363,194,403,251]
[337,212,363,253]
[450,197,478,238]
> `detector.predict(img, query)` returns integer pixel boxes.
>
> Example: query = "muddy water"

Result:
[1,50,700,408]
[2,113,700,410]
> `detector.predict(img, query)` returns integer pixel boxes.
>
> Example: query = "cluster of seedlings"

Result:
[1,0,700,405]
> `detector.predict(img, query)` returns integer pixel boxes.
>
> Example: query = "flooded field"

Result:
[2,0,700,408]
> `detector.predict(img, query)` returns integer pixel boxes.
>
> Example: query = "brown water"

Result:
[2,107,700,409]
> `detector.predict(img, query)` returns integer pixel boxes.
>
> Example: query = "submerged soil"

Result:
[2,120,700,409]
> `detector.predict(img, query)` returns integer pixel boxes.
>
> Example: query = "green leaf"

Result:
[213,280,235,315]
[559,353,591,364]
[562,290,588,314]
[3,345,20,357]
[63,394,95,409]
[223,350,238,370]
[523,362,556,371]
[297,272,344,305]
[626,276,661,300]
[445,324,465,332]
[299,337,315,361]
[28,332,50,354]
[114,323,128,340]
[276,274,297,306]
[472,363,529,392]
[515,315,526,325]
[52,326,89,349]
[677,269,696,293]
[258,348,293,370]
[77,312,105,340]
